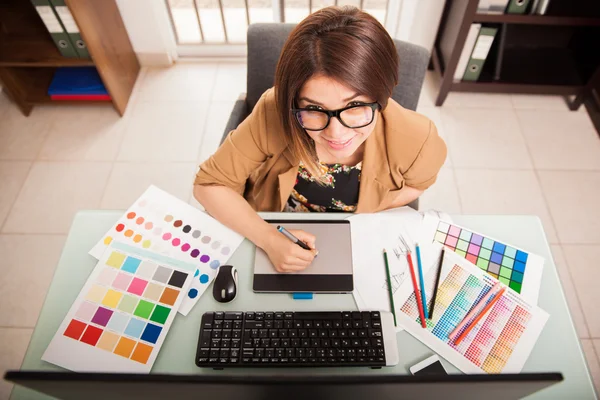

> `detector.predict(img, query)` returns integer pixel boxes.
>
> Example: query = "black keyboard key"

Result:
[251,358,260,363]
[199,348,210,358]
[349,330,357,337]
[232,339,241,348]
[211,339,221,347]
[284,320,293,329]
[202,314,213,329]
[209,358,218,363]
[255,349,264,358]
[309,329,318,337]
[234,321,242,329]
[270,358,279,363]
[266,348,275,358]
[359,329,367,337]
[371,311,381,320]
[314,321,322,328]
[339,330,347,337]
[352,339,360,347]
[256,312,265,320]
[212,330,222,338]
[225,312,243,320]
[269,329,278,338]
[279,329,288,338]
[343,321,352,329]
[221,339,231,348]
[353,321,362,328]
[369,329,382,337]
[210,349,220,358]
[362,339,370,347]
[332,339,340,347]
[222,330,232,338]
[265,312,274,319]
[224,321,233,329]
[306,349,315,357]
[214,320,224,328]
[311,339,320,347]
[261,338,270,347]
[220,349,230,358]
[333,321,342,328]
[251,329,259,338]
[286,348,295,357]
[363,320,371,328]
[341,339,350,347]
[301,339,310,347]
[261,358,269,363]
[243,339,253,348]
[231,349,240,358]
[274,321,283,329]
[245,321,264,329]
[321,339,330,347]
[367,348,376,357]
[372,320,382,328]
[233,330,241,339]
[276,348,285,357]
[316,349,325,358]
[372,338,383,347]
[198,358,208,363]
[294,321,303,328]
[319,329,328,338]
[304,321,313,329]
[299,329,307,337]
[230,358,239,363]
[265,321,274,329]
[215,312,224,320]
[281,339,290,347]
[297,348,305,357]
[284,312,293,319]
[243,357,251,363]
[327,349,336,357]
[271,338,280,347]
[275,312,284,319]
[342,312,352,319]
[352,312,362,320]
[245,312,255,320]
[259,329,268,338]
[329,330,338,338]
[291,338,300,347]
[323,321,332,328]
[294,312,342,320]
[289,329,297,337]
[243,349,254,357]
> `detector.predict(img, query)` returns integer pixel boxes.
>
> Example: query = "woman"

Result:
[194,6,446,273]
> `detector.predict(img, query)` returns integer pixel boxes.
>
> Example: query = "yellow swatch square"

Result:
[85,285,107,303]
[102,289,123,308]
[106,251,126,268]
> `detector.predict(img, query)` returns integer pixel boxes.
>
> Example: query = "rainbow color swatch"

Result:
[396,249,548,374]
[43,241,196,373]
[90,185,244,315]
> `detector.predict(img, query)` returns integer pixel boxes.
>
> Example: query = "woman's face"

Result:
[296,74,378,163]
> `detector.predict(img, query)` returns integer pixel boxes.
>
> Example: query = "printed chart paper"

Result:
[396,248,549,374]
[420,214,545,304]
[90,185,244,315]
[43,242,197,373]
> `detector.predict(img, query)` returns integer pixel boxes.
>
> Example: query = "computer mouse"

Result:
[213,265,238,303]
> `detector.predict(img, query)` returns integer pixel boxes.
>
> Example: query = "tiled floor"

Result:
[1,63,600,396]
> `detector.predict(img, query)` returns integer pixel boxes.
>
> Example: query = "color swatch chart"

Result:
[89,185,244,315]
[420,215,544,304]
[395,249,548,374]
[43,241,196,373]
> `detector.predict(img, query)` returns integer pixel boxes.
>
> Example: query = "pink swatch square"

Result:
[448,225,461,237]
[127,278,148,296]
[445,235,458,248]
[112,272,133,291]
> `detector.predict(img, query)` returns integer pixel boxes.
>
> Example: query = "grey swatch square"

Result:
[488,262,501,274]
[153,266,173,284]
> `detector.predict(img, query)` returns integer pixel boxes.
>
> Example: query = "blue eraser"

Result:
[292,293,313,300]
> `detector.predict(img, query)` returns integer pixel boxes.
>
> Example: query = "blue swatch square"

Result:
[124,318,146,339]
[514,261,526,273]
[106,312,129,334]
[141,323,162,344]
[511,270,524,283]
[121,257,142,274]
[515,250,528,263]
[492,242,506,255]
[490,252,503,264]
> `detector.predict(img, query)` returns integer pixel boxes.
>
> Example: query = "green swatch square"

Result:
[457,239,469,252]
[509,281,522,293]
[499,276,510,285]
[476,258,489,269]
[134,300,155,319]
[499,266,512,279]
[504,246,517,259]
[118,295,137,313]
[502,256,514,268]
[482,238,494,250]
[150,305,171,325]
[479,248,492,260]
[455,249,467,257]
[459,230,472,241]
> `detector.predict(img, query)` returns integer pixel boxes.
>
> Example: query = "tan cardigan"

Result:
[194,88,447,213]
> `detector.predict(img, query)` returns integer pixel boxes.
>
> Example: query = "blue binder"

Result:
[48,67,108,95]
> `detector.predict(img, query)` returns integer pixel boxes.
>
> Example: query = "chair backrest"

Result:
[246,23,430,112]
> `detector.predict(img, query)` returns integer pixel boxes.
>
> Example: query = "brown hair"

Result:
[274,6,398,176]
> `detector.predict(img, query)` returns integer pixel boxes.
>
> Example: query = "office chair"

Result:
[221,23,430,211]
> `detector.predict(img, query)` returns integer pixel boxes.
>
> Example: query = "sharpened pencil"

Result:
[383,249,397,326]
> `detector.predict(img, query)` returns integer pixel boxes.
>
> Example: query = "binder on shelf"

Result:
[454,24,481,82]
[506,0,531,14]
[48,67,110,101]
[30,0,78,58]
[534,0,551,14]
[477,0,510,14]
[49,0,91,59]
[462,26,498,82]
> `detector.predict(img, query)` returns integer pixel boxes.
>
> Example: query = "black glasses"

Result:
[292,102,380,131]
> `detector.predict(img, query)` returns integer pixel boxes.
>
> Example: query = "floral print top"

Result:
[285,161,362,213]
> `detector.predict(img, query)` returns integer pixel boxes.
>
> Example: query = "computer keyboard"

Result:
[195,311,399,368]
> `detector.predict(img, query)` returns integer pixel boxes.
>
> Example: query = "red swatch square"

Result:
[80,325,103,346]
[466,253,478,265]
[63,319,87,340]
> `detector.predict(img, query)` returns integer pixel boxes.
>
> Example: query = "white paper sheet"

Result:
[396,247,549,374]
[89,185,244,315]
[420,214,545,304]
[44,242,197,373]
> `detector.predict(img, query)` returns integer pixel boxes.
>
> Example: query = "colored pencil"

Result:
[449,282,501,341]
[415,244,428,319]
[453,286,506,345]
[429,247,445,318]
[406,252,427,328]
[383,249,397,327]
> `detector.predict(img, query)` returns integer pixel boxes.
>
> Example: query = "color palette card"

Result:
[43,241,196,373]
[420,214,545,304]
[89,185,244,315]
[396,247,549,374]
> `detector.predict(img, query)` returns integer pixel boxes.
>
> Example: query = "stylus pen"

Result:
[277,226,311,250]
[383,249,397,326]
[429,247,445,318]
[453,286,506,346]
[415,244,428,320]
[449,282,502,342]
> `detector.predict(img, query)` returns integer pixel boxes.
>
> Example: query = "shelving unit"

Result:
[0,0,140,116]
[431,0,600,110]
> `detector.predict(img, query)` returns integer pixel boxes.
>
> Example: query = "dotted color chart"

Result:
[399,257,538,374]
[89,186,244,315]
[433,221,528,294]
[43,242,196,373]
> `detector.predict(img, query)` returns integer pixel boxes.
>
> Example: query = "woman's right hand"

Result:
[262,229,318,273]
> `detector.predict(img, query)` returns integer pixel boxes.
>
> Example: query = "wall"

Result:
[395,0,446,52]
[115,0,177,66]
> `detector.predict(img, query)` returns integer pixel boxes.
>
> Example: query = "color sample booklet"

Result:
[89,185,244,315]
[396,247,549,374]
[43,242,196,373]
[420,214,545,304]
